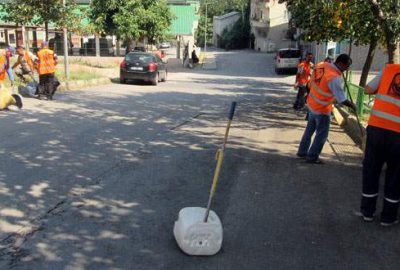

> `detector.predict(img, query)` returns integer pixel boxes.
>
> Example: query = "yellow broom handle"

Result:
[204,102,237,222]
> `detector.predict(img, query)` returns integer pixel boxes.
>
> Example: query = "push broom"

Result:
[342,74,367,150]
[173,101,237,256]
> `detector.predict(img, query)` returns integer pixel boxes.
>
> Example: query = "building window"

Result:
[9,33,15,44]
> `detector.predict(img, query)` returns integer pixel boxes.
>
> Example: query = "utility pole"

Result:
[204,2,208,53]
[62,0,70,83]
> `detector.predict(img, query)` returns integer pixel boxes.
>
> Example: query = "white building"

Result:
[250,0,295,52]
[213,12,241,47]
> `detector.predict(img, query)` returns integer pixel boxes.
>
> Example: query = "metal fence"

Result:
[345,74,374,121]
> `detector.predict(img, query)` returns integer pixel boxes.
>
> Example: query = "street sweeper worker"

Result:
[293,52,314,110]
[12,45,36,83]
[357,64,400,226]
[0,86,23,110]
[296,54,357,164]
[35,41,58,100]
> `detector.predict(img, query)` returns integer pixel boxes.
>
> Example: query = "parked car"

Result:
[159,42,171,49]
[120,52,167,85]
[274,48,301,74]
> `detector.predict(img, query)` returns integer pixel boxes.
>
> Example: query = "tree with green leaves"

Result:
[367,0,400,63]
[280,0,384,87]
[0,0,85,41]
[90,0,173,44]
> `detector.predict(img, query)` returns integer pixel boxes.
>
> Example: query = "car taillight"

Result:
[148,62,157,72]
[120,60,126,68]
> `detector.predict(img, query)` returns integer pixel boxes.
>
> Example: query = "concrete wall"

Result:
[213,12,241,47]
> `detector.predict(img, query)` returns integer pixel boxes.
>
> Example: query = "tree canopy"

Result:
[0,0,86,40]
[90,0,174,43]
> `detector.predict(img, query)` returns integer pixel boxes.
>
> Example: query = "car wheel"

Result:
[161,71,167,82]
[275,68,281,75]
[152,73,159,86]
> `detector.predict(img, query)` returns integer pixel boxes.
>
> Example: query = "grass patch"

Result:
[56,66,100,81]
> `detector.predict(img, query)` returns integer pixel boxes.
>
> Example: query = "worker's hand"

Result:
[348,102,357,114]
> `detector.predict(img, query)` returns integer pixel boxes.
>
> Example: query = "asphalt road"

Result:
[0,50,398,270]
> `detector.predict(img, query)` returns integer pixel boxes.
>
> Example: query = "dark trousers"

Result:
[37,73,59,99]
[293,86,308,110]
[361,126,400,222]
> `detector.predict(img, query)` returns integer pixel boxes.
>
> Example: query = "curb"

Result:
[58,77,111,91]
[333,105,366,149]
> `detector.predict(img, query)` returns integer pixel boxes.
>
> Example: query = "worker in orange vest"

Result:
[356,64,400,226]
[12,45,36,83]
[293,52,314,110]
[0,49,23,110]
[35,41,58,100]
[297,54,356,164]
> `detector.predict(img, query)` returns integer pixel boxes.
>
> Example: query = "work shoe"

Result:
[305,158,324,165]
[296,153,306,158]
[380,220,399,227]
[354,211,374,222]
[12,94,23,109]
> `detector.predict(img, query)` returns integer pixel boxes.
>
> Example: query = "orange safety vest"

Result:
[368,64,400,133]
[307,62,342,114]
[298,61,313,85]
[0,50,6,82]
[37,48,56,75]
[23,51,34,71]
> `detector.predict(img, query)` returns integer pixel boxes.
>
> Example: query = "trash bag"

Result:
[18,81,38,97]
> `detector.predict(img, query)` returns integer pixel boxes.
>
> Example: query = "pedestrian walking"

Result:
[297,54,356,164]
[357,63,400,226]
[293,52,314,110]
[12,45,36,83]
[35,41,58,100]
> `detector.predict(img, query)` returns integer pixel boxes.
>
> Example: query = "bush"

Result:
[219,16,250,50]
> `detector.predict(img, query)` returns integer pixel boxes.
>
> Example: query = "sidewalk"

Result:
[202,51,217,70]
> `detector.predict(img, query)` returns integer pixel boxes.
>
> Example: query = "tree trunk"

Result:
[45,21,49,41]
[386,39,396,63]
[359,38,378,87]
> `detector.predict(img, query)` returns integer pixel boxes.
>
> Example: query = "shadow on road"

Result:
[0,52,396,270]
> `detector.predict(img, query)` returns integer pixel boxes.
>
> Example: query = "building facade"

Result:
[250,0,294,52]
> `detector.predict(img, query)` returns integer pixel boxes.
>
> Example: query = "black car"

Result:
[120,52,167,85]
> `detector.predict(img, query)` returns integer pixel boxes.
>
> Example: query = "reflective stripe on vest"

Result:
[376,94,400,107]
[309,92,330,106]
[368,64,400,133]
[307,62,341,114]
[370,110,400,124]
[311,81,334,97]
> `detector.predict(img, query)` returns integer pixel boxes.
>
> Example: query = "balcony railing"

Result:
[251,19,269,29]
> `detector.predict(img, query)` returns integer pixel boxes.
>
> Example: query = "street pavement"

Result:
[0,50,398,270]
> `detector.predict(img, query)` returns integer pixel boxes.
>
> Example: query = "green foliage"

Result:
[0,0,87,33]
[280,0,382,45]
[195,0,249,47]
[90,0,173,43]
[219,16,250,50]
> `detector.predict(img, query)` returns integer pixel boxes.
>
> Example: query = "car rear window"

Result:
[126,53,154,63]
[278,50,301,58]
